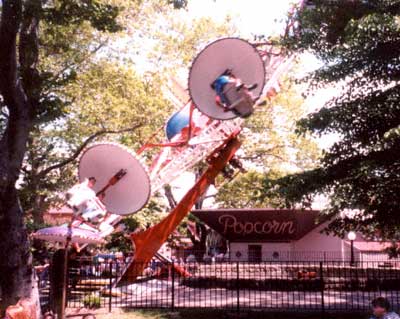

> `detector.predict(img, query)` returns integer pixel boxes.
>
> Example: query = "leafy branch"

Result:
[37,124,142,178]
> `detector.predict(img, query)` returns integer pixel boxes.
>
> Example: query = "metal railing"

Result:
[39,258,400,314]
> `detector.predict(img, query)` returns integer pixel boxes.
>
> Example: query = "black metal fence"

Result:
[39,259,400,313]
[185,250,399,262]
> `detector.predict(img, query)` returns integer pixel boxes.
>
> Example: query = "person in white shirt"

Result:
[66,177,106,225]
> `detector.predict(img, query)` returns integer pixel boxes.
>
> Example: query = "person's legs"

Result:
[218,92,230,106]
[215,85,230,106]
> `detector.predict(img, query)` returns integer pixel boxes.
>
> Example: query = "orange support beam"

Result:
[126,136,241,279]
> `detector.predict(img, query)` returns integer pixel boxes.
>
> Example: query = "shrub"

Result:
[83,294,101,309]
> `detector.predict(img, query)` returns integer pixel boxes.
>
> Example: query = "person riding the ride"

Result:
[211,69,258,112]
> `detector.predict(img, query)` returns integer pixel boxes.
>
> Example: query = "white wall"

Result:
[225,224,395,262]
[293,221,344,260]
[229,242,292,261]
[228,222,348,261]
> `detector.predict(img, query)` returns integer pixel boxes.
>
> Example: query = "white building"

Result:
[192,208,394,262]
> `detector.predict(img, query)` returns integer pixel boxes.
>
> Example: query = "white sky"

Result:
[187,0,293,38]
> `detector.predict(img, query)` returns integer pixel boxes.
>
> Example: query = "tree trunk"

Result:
[32,193,45,225]
[192,222,208,261]
[0,0,41,315]
[164,184,177,210]
[0,189,33,315]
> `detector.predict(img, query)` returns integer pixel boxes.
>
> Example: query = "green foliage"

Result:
[25,218,52,234]
[83,293,101,308]
[151,16,237,70]
[44,0,122,32]
[126,198,168,229]
[216,81,320,209]
[272,0,400,239]
[63,60,170,150]
[105,231,132,253]
[241,80,320,170]
[215,170,287,208]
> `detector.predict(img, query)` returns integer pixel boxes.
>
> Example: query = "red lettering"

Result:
[218,214,296,236]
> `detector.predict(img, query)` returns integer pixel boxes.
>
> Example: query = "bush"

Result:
[83,294,101,309]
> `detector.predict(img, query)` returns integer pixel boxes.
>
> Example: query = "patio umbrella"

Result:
[33,225,105,319]
[32,226,105,245]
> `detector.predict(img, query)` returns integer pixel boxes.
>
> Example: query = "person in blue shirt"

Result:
[211,71,235,107]
[211,69,257,110]
[370,297,400,319]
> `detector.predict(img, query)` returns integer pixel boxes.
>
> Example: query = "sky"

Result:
[187,0,294,38]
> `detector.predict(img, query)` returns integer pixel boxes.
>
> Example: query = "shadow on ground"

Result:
[87,308,369,319]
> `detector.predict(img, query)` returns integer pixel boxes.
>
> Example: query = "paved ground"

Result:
[102,279,400,311]
[68,308,370,319]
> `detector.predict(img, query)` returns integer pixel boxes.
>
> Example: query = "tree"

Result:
[215,170,287,208]
[240,80,320,170]
[150,15,237,71]
[268,0,400,240]
[0,0,124,312]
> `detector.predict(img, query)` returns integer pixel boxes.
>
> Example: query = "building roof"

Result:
[348,241,393,252]
[47,205,73,215]
[192,209,324,242]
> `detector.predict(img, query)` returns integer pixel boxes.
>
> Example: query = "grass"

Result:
[90,309,370,319]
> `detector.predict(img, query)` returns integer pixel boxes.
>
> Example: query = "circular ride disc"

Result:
[78,143,151,215]
[165,109,190,140]
[189,38,266,120]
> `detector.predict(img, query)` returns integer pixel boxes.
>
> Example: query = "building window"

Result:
[272,251,279,259]
[248,245,262,262]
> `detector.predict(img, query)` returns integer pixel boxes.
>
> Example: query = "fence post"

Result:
[236,261,240,314]
[109,261,112,313]
[171,262,175,311]
[319,261,325,316]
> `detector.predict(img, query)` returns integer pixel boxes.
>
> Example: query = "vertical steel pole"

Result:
[109,261,112,312]
[59,222,73,319]
[171,262,175,311]
[236,261,240,314]
[319,261,325,317]
[350,240,355,266]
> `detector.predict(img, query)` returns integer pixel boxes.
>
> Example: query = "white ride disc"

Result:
[189,38,266,120]
[78,143,151,215]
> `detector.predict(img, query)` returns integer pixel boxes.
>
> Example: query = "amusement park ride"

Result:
[11,2,311,319]
[29,38,288,319]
